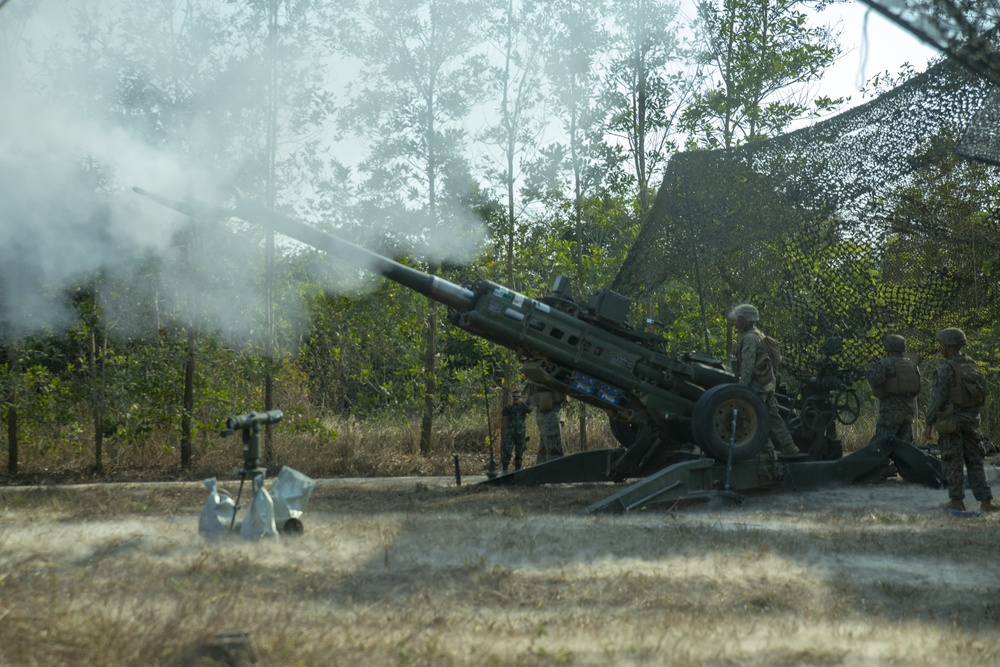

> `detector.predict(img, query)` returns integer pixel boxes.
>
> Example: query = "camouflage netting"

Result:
[613,55,1000,378]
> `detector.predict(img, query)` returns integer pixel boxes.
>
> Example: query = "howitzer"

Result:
[135,187,771,481]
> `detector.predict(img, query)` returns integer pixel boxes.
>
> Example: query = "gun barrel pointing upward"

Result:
[133,187,477,312]
[231,196,477,312]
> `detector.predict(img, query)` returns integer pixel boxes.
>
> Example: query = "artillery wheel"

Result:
[835,390,861,425]
[691,384,770,463]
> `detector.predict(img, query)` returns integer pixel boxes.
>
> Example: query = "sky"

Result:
[818,2,939,107]
[669,0,941,126]
[0,0,953,344]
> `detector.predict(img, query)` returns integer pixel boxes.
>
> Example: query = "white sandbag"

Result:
[240,473,279,540]
[271,466,316,523]
[198,478,236,537]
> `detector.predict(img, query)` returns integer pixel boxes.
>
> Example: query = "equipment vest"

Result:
[947,357,987,408]
[882,358,921,397]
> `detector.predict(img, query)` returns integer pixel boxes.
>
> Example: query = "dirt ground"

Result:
[3,464,1000,666]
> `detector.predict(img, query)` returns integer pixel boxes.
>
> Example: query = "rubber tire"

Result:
[691,384,771,463]
[282,518,304,536]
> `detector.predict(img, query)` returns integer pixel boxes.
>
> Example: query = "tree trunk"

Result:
[6,394,16,476]
[502,3,520,411]
[571,105,588,453]
[421,64,438,456]
[181,327,196,469]
[263,2,280,467]
[6,346,17,476]
[91,325,104,475]
[420,288,438,456]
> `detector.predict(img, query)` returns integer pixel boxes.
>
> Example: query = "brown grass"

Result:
[0,405,623,486]
[3,395,898,486]
[2,478,1000,666]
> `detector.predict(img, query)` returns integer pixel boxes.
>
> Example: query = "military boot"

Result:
[980,499,1000,512]
[943,498,966,511]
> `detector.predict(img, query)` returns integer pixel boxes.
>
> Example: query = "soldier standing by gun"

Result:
[866,334,921,444]
[789,336,856,461]
[524,381,565,463]
[729,304,800,457]
[500,390,531,474]
[924,328,999,512]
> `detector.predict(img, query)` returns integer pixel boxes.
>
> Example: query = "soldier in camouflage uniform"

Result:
[729,304,799,457]
[500,390,531,473]
[866,334,921,444]
[524,381,565,464]
[924,328,999,512]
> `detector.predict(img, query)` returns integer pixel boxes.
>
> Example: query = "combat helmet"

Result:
[883,334,906,353]
[820,336,843,356]
[936,328,967,347]
[728,304,759,322]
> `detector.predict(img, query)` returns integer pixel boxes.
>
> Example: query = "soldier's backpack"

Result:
[947,358,987,408]
[761,334,782,370]
[746,332,782,384]
[883,358,921,397]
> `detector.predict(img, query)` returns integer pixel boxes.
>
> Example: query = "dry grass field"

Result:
[3,466,1000,666]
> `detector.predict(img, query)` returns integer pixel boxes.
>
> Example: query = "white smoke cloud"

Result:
[0,79,245,339]
[0,0,490,346]
[0,2,278,343]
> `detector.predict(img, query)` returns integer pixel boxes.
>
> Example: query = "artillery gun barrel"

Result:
[134,186,720,415]
[132,187,476,312]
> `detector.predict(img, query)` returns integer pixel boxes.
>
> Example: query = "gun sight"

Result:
[224,410,284,433]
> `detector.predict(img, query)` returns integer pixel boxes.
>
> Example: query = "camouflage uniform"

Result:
[866,335,920,444]
[732,318,798,456]
[926,330,994,507]
[500,394,532,473]
[525,382,565,464]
